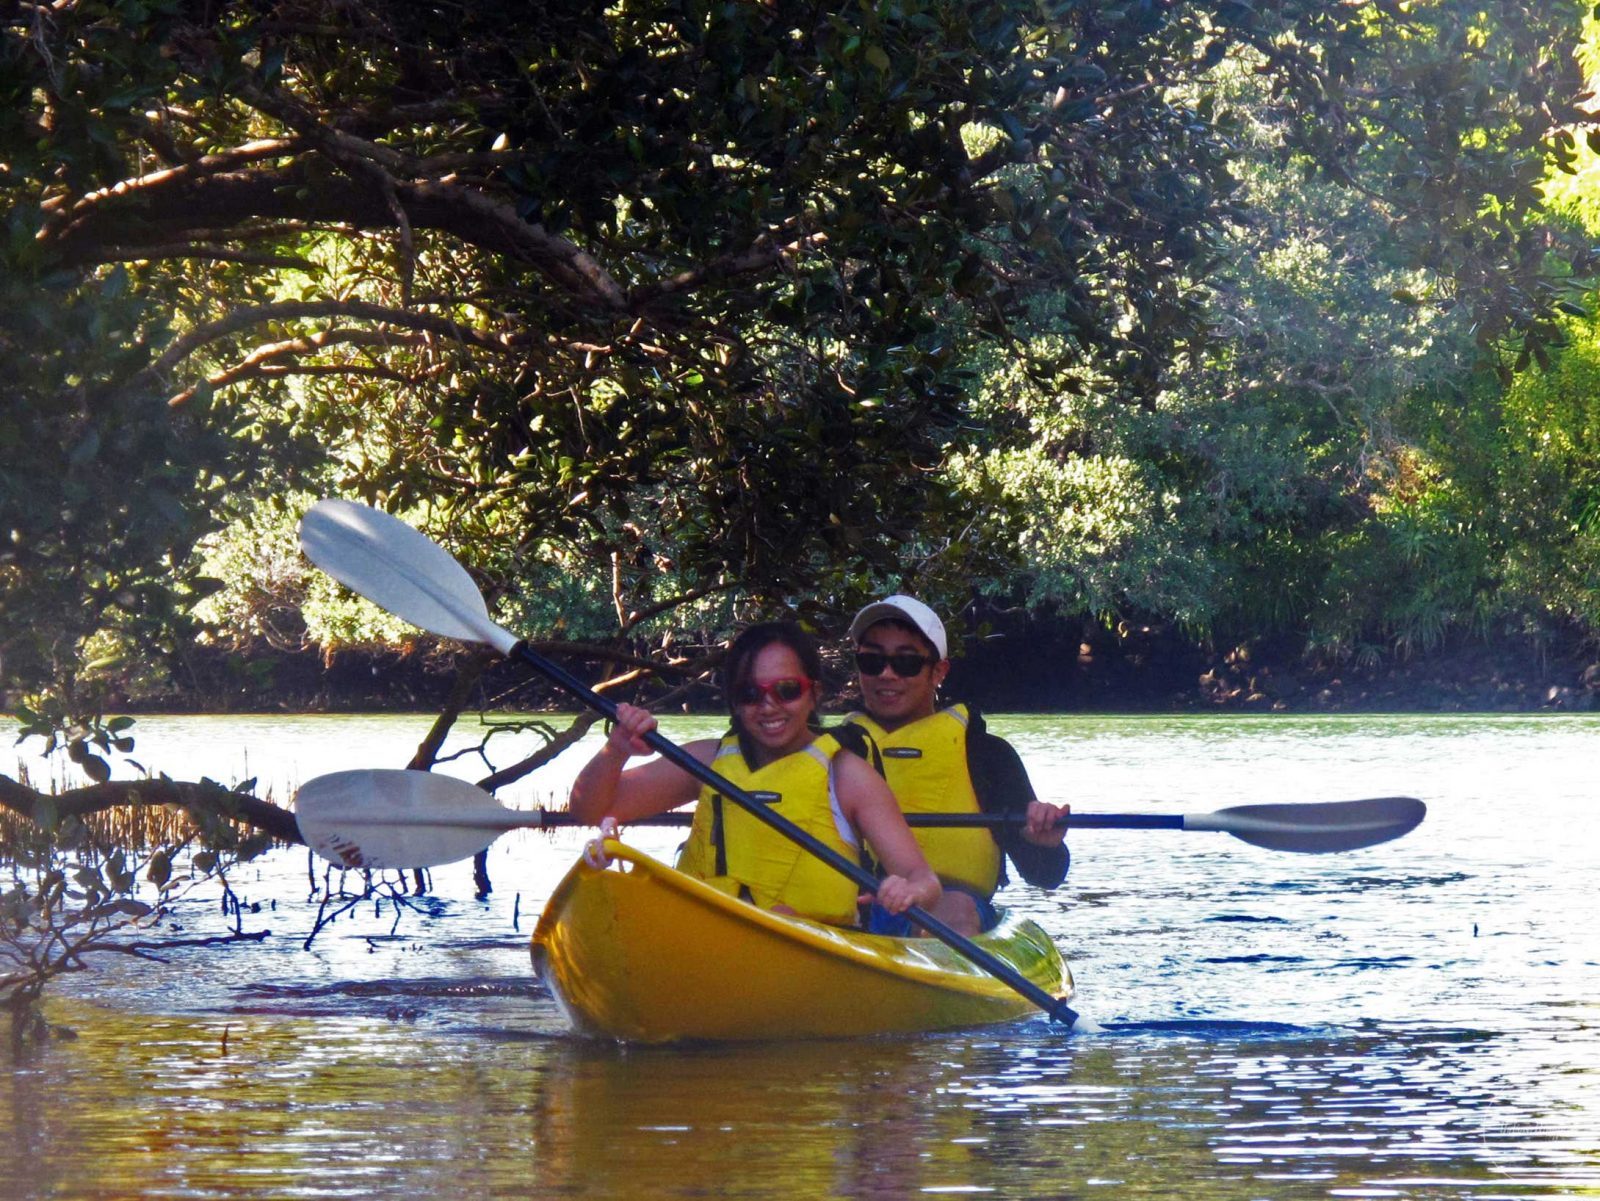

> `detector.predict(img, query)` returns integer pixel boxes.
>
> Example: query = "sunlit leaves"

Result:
[4,0,1599,704]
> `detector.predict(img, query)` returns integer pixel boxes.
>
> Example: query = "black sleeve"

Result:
[967,723,1069,890]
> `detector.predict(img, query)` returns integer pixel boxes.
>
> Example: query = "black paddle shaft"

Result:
[512,641,1080,1028]
[533,811,1183,831]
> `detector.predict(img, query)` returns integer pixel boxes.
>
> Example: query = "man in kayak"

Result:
[845,596,1068,936]
[568,621,942,927]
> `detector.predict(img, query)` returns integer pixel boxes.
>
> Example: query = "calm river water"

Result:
[2,712,1597,1199]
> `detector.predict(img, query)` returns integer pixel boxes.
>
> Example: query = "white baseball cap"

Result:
[847,595,948,659]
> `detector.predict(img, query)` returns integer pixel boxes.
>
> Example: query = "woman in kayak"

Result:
[569,621,941,927]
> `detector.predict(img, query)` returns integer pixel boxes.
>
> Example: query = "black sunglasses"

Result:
[854,650,938,678]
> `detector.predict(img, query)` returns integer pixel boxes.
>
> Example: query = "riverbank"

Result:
[104,621,1600,715]
[950,612,1600,713]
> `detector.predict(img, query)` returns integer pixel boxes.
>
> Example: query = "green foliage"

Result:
[1266,315,1600,661]
[9,705,136,786]
[0,264,274,714]
[1248,0,1599,367]
[0,0,1308,673]
[1299,450,1493,661]
[3,0,1599,706]
[192,493,417,650]
[1442,318,1600,634]
[958,6,1600,660]
[953,382,1230,629]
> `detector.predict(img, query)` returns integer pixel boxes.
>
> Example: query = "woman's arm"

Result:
[833,752,941,915]
[567,703,710,824]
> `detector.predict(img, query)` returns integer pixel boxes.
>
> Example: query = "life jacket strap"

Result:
[712,794,727,877]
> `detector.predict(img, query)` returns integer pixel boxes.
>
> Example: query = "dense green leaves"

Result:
[2,0,1598,709]
[951,7,1600,659]
[0,0,1269,689]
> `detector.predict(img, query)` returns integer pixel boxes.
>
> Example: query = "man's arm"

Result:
[968,728,1070,890]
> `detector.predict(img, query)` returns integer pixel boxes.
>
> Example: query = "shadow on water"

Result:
[1260,871,1475,894]
[230,975,549,1021]
[1088,1018,1318,1039]
[1204,913,1291,924]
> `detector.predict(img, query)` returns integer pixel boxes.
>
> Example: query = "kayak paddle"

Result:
[298,498,1081,1027]
[295,768,1426,869]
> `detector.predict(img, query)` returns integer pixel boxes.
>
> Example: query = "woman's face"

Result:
[733,641,816,762]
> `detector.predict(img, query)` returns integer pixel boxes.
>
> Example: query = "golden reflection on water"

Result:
[517,1039,1141,1200]
[3,998,1598,1199]
[2,1000,1197,1200]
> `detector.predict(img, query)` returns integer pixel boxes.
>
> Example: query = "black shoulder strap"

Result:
[711,794,727,876]
[962,704,987,777]
[707,730,747,875]
[828,722,885,778]
[964,704,987,737]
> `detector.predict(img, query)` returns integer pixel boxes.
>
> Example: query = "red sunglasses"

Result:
[733,677,812,706]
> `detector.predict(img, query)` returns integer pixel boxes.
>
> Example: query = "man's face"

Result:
[855,619,948,730]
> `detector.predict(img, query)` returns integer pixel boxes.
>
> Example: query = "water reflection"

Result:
[3,712,1599,1198]
[5,999,1595,1200]
[524,1041,949,1198]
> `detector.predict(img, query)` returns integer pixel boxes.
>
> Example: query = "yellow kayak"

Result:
[530,839,1072,1043]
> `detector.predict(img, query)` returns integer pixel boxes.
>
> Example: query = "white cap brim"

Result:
[847,595,947,658]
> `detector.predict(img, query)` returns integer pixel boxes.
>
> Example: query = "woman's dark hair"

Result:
[722,621,825,762]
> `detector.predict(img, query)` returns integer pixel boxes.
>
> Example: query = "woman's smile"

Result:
[738,644,816,761]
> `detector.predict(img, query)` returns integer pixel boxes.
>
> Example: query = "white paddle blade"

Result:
[295,768,525,869]
[1188,797,1426,853]
[298,499,519,655]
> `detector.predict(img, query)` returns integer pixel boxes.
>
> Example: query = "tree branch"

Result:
[0,773,302,845]
[619,580,739,634]
[137,298,515,396]
[638,226,829,303]
[38,138,302,234]
[476,711,599,793]
[163,327,439,407]
[406,651,494,771]
[76,244,316,271]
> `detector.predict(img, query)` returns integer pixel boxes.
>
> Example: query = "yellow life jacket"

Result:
[845,705,1001,897]
[675,732,862,926]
